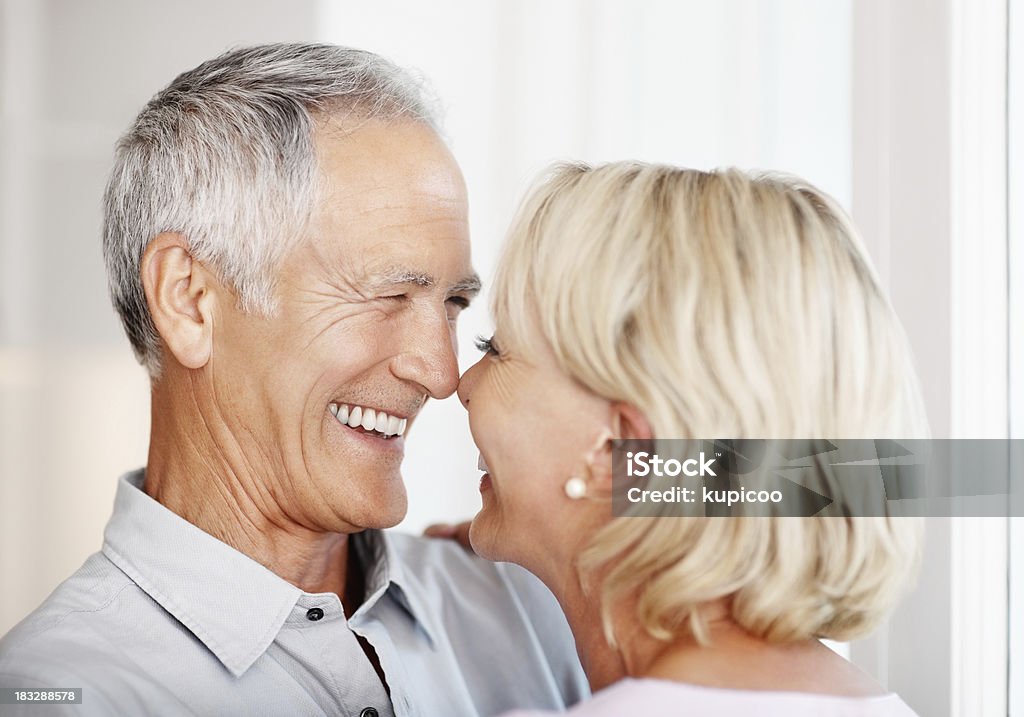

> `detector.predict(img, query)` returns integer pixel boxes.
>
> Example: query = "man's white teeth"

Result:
[478,454,490,472]
[328,403,407,437]
[361,408,376,431]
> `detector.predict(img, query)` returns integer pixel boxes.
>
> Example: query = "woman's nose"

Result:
[457,358,483,409]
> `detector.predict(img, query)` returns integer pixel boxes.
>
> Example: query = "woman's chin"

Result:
[468,511,508,563]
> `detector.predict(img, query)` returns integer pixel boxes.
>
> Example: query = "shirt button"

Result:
[305,607,324,621]
[359,709,379,717]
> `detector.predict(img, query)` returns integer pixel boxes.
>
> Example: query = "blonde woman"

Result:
[455,163,925,715]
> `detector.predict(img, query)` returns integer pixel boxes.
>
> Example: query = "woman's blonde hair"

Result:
[493,162,929,647]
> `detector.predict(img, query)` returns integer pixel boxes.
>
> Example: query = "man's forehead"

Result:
[306,128,469,245]
[313,118,466,204]
[298,119,474,295]
[303,227,475,287]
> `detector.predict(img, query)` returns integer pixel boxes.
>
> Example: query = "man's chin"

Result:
[345,486,408,531]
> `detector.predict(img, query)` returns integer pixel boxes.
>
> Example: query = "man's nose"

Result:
[392,319,460,399]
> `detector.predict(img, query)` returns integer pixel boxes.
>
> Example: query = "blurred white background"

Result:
[321,0,853,540]
[0,1,1017,715]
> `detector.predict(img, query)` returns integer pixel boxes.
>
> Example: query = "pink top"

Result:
[502,678,920,717]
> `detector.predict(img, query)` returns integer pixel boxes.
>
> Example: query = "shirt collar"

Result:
[101,470,438,676]
[102,470,301,677]
[351,528,440,647]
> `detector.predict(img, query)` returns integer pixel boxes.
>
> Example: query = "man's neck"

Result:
[144,381,355,603]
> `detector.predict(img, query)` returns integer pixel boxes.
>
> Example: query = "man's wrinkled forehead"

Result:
[303,233,480,299]
[292,117,476,300]
[312,116,468,212]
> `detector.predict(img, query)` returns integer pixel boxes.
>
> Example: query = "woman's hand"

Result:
[423,521,474,552]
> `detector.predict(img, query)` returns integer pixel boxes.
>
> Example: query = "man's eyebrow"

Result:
[367,267,481,298]
[379,268,435,288]
[450,273,482,297]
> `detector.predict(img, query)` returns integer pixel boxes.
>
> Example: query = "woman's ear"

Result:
[586,402,654,493]
[141,232,217,370]
[612,401,653,441]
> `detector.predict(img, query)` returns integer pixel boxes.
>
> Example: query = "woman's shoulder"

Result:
[501,678,921,717]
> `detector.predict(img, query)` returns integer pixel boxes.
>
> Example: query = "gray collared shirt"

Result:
[0,470,588,716]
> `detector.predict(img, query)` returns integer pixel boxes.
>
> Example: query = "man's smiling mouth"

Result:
[329,402,408,439]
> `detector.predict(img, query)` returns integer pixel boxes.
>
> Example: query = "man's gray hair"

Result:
[103,43,440,375]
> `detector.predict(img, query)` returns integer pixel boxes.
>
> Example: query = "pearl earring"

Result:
[564,476,587,500]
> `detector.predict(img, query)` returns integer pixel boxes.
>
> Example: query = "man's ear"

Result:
[141,233,216,370]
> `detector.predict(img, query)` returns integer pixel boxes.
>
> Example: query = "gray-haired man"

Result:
[0,44,587,716]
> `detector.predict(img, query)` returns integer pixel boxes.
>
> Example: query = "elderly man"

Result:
[0,44,587,716]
